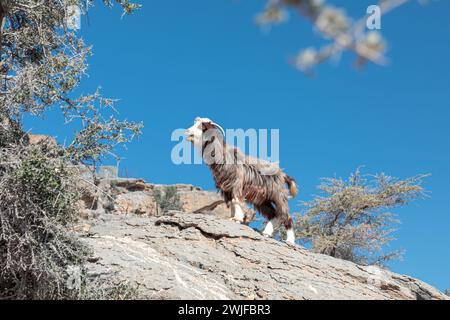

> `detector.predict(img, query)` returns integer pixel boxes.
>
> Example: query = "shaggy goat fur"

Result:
[185,117,298,243]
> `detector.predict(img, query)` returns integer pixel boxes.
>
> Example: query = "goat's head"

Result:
[185,117,225,148]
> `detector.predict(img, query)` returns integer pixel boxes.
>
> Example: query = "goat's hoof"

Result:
[284,240,296,247]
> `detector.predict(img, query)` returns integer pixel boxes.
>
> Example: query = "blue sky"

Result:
[25,1,450,291]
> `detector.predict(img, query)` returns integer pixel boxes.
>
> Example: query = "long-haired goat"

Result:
[185,117,298,244]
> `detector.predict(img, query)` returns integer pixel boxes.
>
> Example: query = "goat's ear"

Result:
[201,121,215,132]
[202,122,225,139]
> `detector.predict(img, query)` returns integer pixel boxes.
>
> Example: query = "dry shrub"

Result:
[153,186,182,215]
[0,143,88,299]
[79,280,142,300]
[296,169,428,266]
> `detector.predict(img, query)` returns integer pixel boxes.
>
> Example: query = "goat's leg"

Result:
[284,216,296,245]
[274,198,296,245]
[222,191,232,208]
[230,177,245,223]
[263,218,281,238]
[230,198,245,223]
[229,166,245,223]
[256,201,278,238]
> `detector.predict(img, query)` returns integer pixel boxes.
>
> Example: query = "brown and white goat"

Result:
[185,117,298,244]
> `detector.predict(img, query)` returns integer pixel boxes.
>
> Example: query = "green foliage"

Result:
[0,118,23,148]
[153,186,182,215]
[0,145,89,299]
[296,169,427,266]
[12,150,76,224]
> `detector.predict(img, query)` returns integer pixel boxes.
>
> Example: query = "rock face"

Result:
[28,134,57,147]
[76,176,234,219]
[178,189,230,219]
[78,212,448,300]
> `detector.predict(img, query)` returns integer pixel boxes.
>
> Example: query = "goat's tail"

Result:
[285,175,298,198]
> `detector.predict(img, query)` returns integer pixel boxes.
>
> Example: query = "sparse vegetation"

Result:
[153,186,183,215]
[0,1,142,299]
[79,280,142,300]
[0,143,88,299]
[295,169,427,266]
[0,0,441,299]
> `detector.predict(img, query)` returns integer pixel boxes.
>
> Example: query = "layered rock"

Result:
[78,212,448,300]
[76,175,236,219]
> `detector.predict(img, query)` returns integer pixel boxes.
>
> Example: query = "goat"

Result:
[185,117,298,244]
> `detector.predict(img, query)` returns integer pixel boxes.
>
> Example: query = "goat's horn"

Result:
[212,122,226,137]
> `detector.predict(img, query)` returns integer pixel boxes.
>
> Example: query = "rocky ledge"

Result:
[77,212,448,300]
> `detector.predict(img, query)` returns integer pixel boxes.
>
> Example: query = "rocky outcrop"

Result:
[24,137,446,300]
[76,176,246,220]
[178,189,230,219]
[28,134,57,147]
[78,212,448,300]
